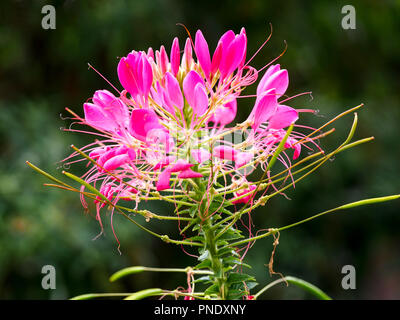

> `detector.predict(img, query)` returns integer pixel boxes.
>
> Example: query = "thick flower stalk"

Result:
[28,27,399,300]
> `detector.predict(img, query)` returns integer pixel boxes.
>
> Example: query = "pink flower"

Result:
[183,71,208,118]
[92,90,129,124]
[170,37,180,76]
[232,184,257,204]
[118,51,153,103]
[156,169,172,191]
[178,169,203,179]
[195,30,212,79]
[103,154,130,171]
[63,27,319,235]
[83,103,118,132]
[248,89,278,130]
[209,99,237,126]
[163,72,184,111]
[218,31,247,80]
[128,109,163,142]
[235,152,253,169]
[182,38,193,71]
[156,159,203,191]
[213,146,238,161]
[191,149,211,163]
[268,105,299,130]
[257,64,289,98]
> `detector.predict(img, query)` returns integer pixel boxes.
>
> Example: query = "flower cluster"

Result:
[65,28,317,228]
[28,24,398,301]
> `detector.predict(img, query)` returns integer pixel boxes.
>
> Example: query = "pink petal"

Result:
[118,52,153,98]
[178,169,203,179]
[114,145,128,156]
[146,128,174,153]
[83,103,116,131]
[183,70,206,111]
[211,42,223,75]
[156,169,172,191]
[219,33,246,79]
[140,53,154,97]
[103,154,129,171]
[209,99,237,125]
[92,90,129,125]
[257,64,281,95]
[164,72,184,110]
[249,89,278,129]
[293,143,301,160]
[286,137,301,160]
[213,145,238,161]
[170,37,180,76]
[118,55,138,97]
[293,144,301,160]
[92,89,115,107]
[129,109,162,141]
[119,190,136,199]
[195,30,211,79]
[153,155,176,170]
[191,149,211,163]
[161,89,174,113]
[169,159,194,172]
[183,38,193,70]
[159,45,169,75]
[127,148,137,161]
[147,47,154,60]
[219,30,236,53]
[268,105,299,129]
[257,66,288,98]
[232,184,256,204]
[89,147,109,160]
[151,82,164,106]
[239,28,247,67]
[235,152,253,168]
[193,83,208,116]
[97,148,116,167]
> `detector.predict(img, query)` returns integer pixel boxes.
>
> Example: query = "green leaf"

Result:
[208,195,225,213]
[193,276,211,284]
[185,235,206,243]
[189,204,199,218]
[216,240,229,247]
[216,227,243,241]
[222,256,251,269]
[285,276,332,300]
[198,250,210,261]
[109,266,146,282]
[217,247,238,258]
[124,288,164,300]
[211,214,222,221]
[220,208,233,216]
[246,281,258,290]
[253,276,332,300]
[194,259,212,270]
[70,293,131,300]
[227,272,256,285]
[226,289,247,300]
[204,284,220,296]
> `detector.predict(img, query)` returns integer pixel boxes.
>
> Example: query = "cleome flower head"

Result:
[63,28,319,229]
[29,26,395,301]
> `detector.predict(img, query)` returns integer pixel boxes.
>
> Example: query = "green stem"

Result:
[203,219,227,299]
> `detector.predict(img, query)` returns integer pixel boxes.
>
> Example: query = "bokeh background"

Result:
[0,0,399,299]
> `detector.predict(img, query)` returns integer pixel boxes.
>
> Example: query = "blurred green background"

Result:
[0,0,399,299]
